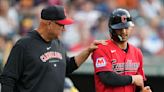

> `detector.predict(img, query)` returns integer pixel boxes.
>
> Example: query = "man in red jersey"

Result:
[92,8,152,92]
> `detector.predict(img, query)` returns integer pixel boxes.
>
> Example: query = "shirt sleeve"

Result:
[0,41,24,92]
[91,46,112,74]
[98,71,132,86]
[137,49,146,81]
[65,56,78,75]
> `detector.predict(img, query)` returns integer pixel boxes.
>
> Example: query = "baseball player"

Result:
[92,8,152,92]
[0,5,106,92]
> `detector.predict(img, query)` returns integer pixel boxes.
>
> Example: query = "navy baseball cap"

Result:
[41,5,74,25]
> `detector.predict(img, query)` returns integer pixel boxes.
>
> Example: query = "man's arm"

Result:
[66,40,107,75]
[98,71,144,87]
[66,47,92,74]
[74,48,91,67]
[1,41,24,92]
[98,71,132,86]
[75,40,107,67]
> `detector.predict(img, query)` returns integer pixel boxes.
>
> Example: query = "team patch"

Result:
[96,57,106,68]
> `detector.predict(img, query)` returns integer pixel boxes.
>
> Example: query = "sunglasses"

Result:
[51,21,64,27]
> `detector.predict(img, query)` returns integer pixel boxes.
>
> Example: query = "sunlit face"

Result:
[115,27,133,42]
[47,20,65,39]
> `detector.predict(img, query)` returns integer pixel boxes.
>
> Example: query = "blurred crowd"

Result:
[0,0,164,70]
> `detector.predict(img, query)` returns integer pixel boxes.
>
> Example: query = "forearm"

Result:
[98,71,132,86]
[74,40,106,67]
[74,48,91,67]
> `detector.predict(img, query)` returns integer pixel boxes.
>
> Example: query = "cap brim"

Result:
[56,18,74,25]
[111,21,134,30]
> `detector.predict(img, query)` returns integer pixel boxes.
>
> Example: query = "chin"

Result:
[123,38,127,41]
[120,39,128,42]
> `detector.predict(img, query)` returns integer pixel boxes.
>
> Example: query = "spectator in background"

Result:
[48,0,63,5]
[0,0,16,67]
[140,0,161,30]
[71,0,86,10]
[61,1,80,51]
[93,0,110,15]
[69,0,101,51]
[155,21,164,56]
[0,35,13,72]
[0,35,6,72]
[133,18,163,55]
[13,0,36,36]
[0,0,18,38]
[128,18,153,56]
[140,0,161,19]
[64,77,79,92]
[19,16,34,36]
[116,0,139,9]
[92,15,110,40]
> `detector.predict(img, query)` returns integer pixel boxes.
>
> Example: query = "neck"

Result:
[37,27,52,42]
[113,40,128,49]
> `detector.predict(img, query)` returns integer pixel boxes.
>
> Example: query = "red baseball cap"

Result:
[41,5,74,25]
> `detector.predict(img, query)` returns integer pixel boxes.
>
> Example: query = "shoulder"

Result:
[98,40,114,49]
[128,43,142,54]
[97,40,109,49]
[93,40,112,54]
[14,36,32,48]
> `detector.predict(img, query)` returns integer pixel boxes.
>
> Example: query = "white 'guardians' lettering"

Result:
[40,51,62,62]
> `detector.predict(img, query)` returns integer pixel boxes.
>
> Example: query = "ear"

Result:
[47,21,51,30]
[47,21,51,25]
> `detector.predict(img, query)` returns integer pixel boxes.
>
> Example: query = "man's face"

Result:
[48,21,65,39]
[114,27,133,42]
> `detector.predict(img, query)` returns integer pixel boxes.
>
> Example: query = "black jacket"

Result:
[0,31,77,92]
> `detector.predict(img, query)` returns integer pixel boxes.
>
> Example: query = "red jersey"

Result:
[91,40,146,92]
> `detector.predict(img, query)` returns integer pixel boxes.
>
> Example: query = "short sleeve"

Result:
[91,47,112,74]
[66,56,78,75]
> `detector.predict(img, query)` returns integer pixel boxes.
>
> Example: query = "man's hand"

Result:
[75,40,107,67]
[88,40,107,53]
[141,86,152,92]
[132,75,144,87]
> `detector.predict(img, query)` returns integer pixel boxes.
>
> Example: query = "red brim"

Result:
[56,18,74,25]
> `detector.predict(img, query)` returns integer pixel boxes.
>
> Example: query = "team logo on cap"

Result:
[121,15,127,23]
[96,57,106,68]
